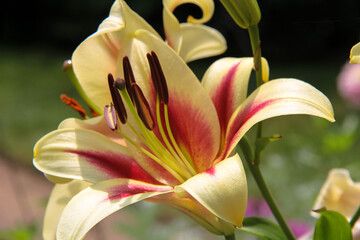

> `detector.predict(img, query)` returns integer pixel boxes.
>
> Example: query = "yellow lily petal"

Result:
[222,78,335,158]
[178,23,226,62]
[202,57,269,111]
[202,57,268,148]
[175,154,247,227]
[33,128,173,185]
[163,0,214,24]
[148,192,235,235]
[261,57,270,82]
[350,42,360,64]
[58,116,125,145]
[202,57,254,117]
[97,0,159,36]
[44,174,72,184]
[57,179,172,240]
[163,0,225,61]
[43,180,91,240]
[163,2,182,53]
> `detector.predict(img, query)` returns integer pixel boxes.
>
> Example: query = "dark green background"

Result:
[2,0,360,61]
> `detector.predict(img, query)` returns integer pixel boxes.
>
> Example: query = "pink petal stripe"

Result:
[67,150,161,184]
[167,93,220,173]
[107,183,172,201]
[128,144,182,186]
[210,62,242,144]
[204,164,216,177]
[221,99,276,158]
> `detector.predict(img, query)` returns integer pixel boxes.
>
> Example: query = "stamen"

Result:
[155,97,197,176]
[104,103,117,131]
[108,74,127,124]
[147,54,161,100]
[60,94,87,119]
[146,52,169,104]
[116,84,190,179]
[123,56,136,102]
[131,83,155,130]
[151,52,168,104]
[105,55,195,182]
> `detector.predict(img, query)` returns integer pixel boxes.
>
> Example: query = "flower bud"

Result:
[220,0,261,29]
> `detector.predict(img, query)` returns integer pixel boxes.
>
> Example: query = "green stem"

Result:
[350,205,360,228]
[242,23,295,240]
[247,24,263,88]
[224,233,236,240]
[239,137,296,240]
[247,24,264,164]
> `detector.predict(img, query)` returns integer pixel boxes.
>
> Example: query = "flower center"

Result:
[104,52,197,183]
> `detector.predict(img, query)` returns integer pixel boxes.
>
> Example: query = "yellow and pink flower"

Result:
[33,0,335,239]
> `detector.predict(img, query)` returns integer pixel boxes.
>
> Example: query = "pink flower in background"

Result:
[244,198,271,218]
[337,62,360,108]
[288,220,312,238]
[245,198,311,238]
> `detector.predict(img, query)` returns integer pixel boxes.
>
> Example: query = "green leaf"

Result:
[313,210,352,240]
[255,134,282,157]
[238,217,287,240]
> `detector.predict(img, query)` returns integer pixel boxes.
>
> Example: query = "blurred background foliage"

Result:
[1,0,360,239]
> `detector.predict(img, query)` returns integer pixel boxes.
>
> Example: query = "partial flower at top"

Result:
[311,169,360,239]
[71,0,226,114]
[337,62,360,108]
[350,42,360,64]
[34,26,334,239]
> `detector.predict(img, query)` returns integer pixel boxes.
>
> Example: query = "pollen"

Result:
[60,94,87,119]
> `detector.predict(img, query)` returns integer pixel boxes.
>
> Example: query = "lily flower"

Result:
[34,28,334,239]
[311,169,360,239]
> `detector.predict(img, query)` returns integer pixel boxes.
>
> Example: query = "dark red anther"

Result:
[131,82,155,130]
[146,53,160,98]
[108,74,127,124]
[123,56,136,102]
[147,52,169,104]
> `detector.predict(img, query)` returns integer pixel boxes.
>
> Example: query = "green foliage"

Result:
[255,134,282,160]
[238,217,287,240]
[313,209,352,240]
[0,47,82,164]
[0,225,37,240]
